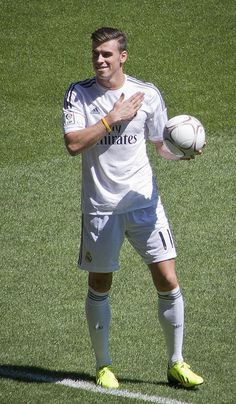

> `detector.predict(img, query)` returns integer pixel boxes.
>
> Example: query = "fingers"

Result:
[111,91,145,123]
[128,92,145,107]
[196,141,207,155]
[126,92,144,116]
[198,141,207,154]
[128,91,145,102]
[119,93,125,102]
[181,142,207,160]
[118,91,144,105]
[180,155,195,160]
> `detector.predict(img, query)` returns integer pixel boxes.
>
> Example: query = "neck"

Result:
[97,72,126,90]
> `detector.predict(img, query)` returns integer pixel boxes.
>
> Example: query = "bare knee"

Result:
[88,272,113,292]
[149,259,179,292]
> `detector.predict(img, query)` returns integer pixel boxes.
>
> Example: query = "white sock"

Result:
[85,287,112,370]
[157,287,184,366]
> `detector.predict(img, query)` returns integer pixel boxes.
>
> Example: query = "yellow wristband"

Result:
[101,117,112,133]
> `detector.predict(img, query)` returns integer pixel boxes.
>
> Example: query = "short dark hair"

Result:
[91,27,127,51]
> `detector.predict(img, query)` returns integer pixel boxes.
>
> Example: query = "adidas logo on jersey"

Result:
[90,106,100,114]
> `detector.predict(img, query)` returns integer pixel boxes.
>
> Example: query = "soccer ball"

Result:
[163,115,205,157]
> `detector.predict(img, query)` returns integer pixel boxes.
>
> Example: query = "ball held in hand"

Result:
[163,115,206,157]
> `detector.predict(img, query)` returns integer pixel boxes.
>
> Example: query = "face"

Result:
[92,39,127,88]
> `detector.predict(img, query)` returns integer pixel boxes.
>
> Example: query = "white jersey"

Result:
[63,74,167,215]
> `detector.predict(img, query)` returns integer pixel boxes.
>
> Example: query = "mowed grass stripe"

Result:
[0,366,189,404]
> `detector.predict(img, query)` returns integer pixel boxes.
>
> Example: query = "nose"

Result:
[97,53,104,64]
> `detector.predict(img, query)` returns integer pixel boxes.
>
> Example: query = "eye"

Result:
[103,52,113,58]
[92,50,113,60]
[92,51,99,59]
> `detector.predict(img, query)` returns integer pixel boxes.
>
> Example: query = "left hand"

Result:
[180,142,206,160]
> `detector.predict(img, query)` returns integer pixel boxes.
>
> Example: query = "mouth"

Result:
[96,66,109,71]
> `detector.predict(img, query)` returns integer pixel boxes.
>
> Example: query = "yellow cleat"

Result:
[167,362,204,388]
[96,365,119,389]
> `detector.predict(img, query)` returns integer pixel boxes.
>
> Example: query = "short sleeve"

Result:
[63,83,86,134]
[145,87,168,142]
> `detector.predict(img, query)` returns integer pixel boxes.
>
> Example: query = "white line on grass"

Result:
[0,368,190,404]
[57,378,189,403]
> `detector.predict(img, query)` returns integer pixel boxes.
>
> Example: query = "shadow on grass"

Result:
[0,365,201,392]
[0,364,168,387]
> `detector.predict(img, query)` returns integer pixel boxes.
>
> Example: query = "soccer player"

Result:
[63,27,204,389]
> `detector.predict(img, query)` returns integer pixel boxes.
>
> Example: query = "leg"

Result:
[79,214,124,388]
[88,271,113,292]
[149,259,204,387]
[86,272,113,369]
[85,272,119,388]
[125,202,203,387]
[149,259,184,366]
[149,258,178,292]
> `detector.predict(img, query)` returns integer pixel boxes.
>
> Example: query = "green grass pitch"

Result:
[0,0,235,403]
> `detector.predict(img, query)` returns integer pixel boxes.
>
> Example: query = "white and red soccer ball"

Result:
[163,115,206,157]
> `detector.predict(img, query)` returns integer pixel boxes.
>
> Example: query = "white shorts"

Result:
[78,198,177,272]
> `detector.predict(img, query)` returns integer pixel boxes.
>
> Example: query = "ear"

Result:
[120,50,128,64]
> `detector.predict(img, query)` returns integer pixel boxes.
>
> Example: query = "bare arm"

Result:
[154,141,181,160]
[64,120,108,156]
[154,141,203,160]
[64,92,144,156]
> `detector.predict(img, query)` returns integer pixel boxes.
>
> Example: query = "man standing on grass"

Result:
[62,27,204,389]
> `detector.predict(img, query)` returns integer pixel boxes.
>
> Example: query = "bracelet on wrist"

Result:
[101,117,112,133]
